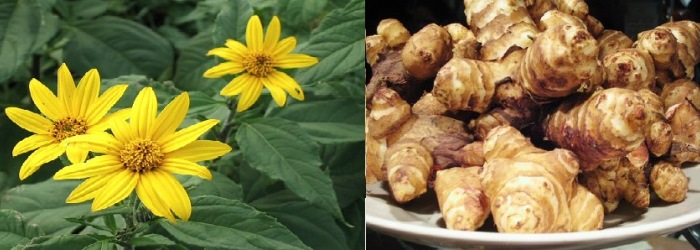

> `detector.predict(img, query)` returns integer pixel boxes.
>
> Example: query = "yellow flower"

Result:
[54,87,232,222]
[204,15,318,112]
[5,63,129,180]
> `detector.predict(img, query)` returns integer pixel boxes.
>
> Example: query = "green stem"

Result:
[217,100,237,143]
[117,195,140,250]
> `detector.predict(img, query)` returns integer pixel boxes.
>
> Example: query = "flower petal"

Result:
[158,119,219,153]
[5,107,52,134]
[261,77,287,107]
[29,79,62,121]
[269,71,304,101]
[206,47,243,62]
[109,117,134,143]
[225,39,249,54]
[66,173,116,203]
[203,62,245,78]
[57,63,76,116]
[86,84,128,126]
[246,15,264,52]
[263,16,281,51]
[274,54,319,69]
[12,134,54,156]
[54,155,123,180]
[152,170,191,221]
[220,74,252,96]
[272,37,296,57]
[166,140,232,162]
[66,145,89,164]
[92,170,138,211]
[151,92,189,141]
[19,143,65,180]
[62,132,122,155]
[71,69,100,118]
[236,77,263,112]
[87,108,131,133]
[131,87,157,139]
[137,172,175,221]
[160,158,212,180]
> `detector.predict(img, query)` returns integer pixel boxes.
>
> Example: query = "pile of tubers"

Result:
[365,0,700,233]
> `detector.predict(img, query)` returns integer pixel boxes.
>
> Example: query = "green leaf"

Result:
[0,179,91,235]
[341,198,364,250]
[213,0,253,44]
[322,142,364,208]
[172,30,223,91]
[0,209,43,249]
[252,190,348,250]
[81,240,117,250]
[184,171,243,200]
[158,196,309,250]
[236,118,344,222]
[0,0,44,83]
[270,99,363,143]
[292,0,364,86]
[279,0,327,29]
[13,235,99,250]
[67,0,109,19]
[100,75,181,109]
[64,16,174,79]
[130,234,176,247]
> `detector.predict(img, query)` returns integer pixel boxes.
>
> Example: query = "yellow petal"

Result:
[206,47,243,61]
[261,77,287,107]
[152,92,189,141]
[166,140,232,162]
[131,87,157,139]
[152,170,191,221]
[160,158,212,180]
[57,63,76,116]
[53,155,123,180]
[85,84,128,126]
[225,39,249,55]
[137,172,176,221]
[19,143,65,180]
[66,173,116,203]
[220,74,253,96]
[66,145,89,164]
[29,79,62,121]
[109,117,134,143]
[274,54,318,69]
[92,170,138,211]
[5,107,52,134]
[203,62,245,78]
[272,37,297,57]
[246,15,264,52]
[158,119,219,153]
[87,108,131,133]
[269,71,304,101]
[263,16,281,51]
[71,69,101,118]
[12,134,54,156]
[62,132,122,155]
[236,78,263,112]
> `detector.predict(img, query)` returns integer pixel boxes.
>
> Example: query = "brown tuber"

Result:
[435,167,489,231]
[650,161,688,203]
[598,30,633,60]
[464,0,538,61]
[602,48,656,91]
[401,24,452,80]
[377,18,411,48]
[665,100,700,164]
[660,79,700,110]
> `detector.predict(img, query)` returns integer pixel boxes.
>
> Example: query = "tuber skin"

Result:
[412,93,449,116]
[464,0,538,61]
[401,24,453,80]
[365,127,387,184]
[537,9,586,31]
[544,88,649,171]
[633,28,681,79]
[659,21,700,79]
[366,35,387,67]
[434,167,489,231]
[602,48,656,91]
[665,100,700,164]
[568,183,604,231]
[365,48,424,105]
[525,0,557,29]
[638,89,672,157]
[367,88,411,139]
[444,23,479,59]
[598,30,633,60]
[433,58,496,113]
[650,161,688,203]
[660,79,700,110]
[377,18,411,48]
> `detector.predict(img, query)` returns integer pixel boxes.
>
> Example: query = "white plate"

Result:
[366,163,700,249]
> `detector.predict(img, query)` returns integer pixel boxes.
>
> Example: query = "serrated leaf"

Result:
[0,180,91,235]
[184,171,243,200]
[64,16,174,79]
[13,235,99,250]
[292,0,364,86]
[321,142,364,208]
[158,196,309,250]
[0,209,43,249]
[270,99,363,143]
[212,0,253,44]
[252,190,348,250]
[173,31,223,91]
[130,234,176,247]
[279,0,327,29]
[0,0,44,83]
[236,118,344,222]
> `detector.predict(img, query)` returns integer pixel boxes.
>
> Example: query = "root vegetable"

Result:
[650,161,688,203]
[464,0,538,61]
[660,79,700,110]
[401,24,452,79]
[602,49,656,91]
[598,30,633,60]
[377,18,411,48]
[435,167,489,230]
[666,100,700,164]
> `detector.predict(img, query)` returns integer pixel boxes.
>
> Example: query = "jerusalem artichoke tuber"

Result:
[602,48,656,91]
[665,100,700,164]
[464,0,538,61]
[650,161,688,203]
[659,79,700,110]
[435,167,489,231]
[598,30,633,60]
[401,24,453,80]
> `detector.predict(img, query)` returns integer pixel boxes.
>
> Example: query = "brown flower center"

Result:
[120,139,164,173]
[243,53,274,77]
[50,117,87,142]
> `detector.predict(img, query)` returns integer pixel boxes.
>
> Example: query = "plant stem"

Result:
[217,100,236,143]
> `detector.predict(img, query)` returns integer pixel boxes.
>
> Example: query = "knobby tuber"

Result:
[650,161,688,203]
[435,167,489,231]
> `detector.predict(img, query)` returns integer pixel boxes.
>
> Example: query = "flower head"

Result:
[5,64,129,180]
[204,15,318,112]
[54,87,232,222]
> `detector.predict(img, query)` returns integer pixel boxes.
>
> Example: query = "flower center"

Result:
[243,53,274,77]
[120,139,164,173]
[50,117,87,142]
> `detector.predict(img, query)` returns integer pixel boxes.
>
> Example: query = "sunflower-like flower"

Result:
[5,64,129,180]
[54,87,232,222]
[204,15,318,112]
